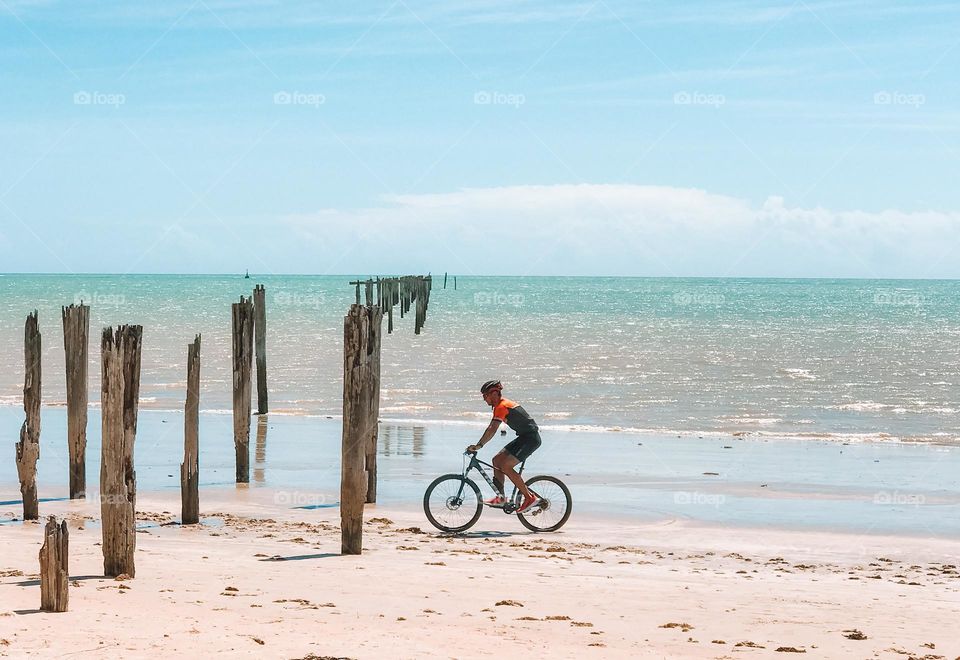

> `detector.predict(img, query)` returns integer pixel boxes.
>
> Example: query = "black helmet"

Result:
[480,380,502,395]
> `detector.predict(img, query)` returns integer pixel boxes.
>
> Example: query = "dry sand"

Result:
[1,490,959,659]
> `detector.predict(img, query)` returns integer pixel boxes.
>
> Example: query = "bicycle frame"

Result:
[460,452,525,508]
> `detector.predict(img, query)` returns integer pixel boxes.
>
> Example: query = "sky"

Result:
[0,0,958,277]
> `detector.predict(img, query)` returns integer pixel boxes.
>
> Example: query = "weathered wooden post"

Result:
[100,325,141,578]
[341,304,382,554]
[16,311,41,521]
[254,415,267,484]
[232,296,254,483]
[443,272,448,289]
[415,277,425,334]
[386,278,395,334]
[253,284,268,415]
[364,305,383,504]
[62,303,89,499]
[39,516,68,612]
[181,335,201,525]
[122,326,142,505]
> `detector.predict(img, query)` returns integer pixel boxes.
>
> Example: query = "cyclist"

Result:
[466,380,541,513]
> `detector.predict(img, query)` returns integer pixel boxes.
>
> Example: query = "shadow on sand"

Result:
[14,575,110,588]
[439,530,532,539]
[258,553,340,562]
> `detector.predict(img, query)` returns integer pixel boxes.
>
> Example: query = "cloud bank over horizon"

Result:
[3,183,958,278]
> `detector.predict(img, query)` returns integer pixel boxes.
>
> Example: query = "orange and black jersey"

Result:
[492,398,539,435]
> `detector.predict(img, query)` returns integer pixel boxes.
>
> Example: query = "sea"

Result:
[0,274,958,445]
[7,274,960,443]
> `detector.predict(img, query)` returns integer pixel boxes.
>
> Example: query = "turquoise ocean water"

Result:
[0,274,959,444]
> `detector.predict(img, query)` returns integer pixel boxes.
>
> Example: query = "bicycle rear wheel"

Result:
[423,474,483,533]
[516,475,572,532]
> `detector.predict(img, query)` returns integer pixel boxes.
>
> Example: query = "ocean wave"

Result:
[720,416,783,425]
[828,401,891,412]
[458,411,491,419]
[780,368,818,381]
[828,401,958,414]
[0,400,955,446]
[380,405,434,413]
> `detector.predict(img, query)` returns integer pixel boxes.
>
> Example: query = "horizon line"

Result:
[2,272,960,283]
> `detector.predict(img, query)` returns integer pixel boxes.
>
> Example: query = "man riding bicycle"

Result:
[466,380,541,513]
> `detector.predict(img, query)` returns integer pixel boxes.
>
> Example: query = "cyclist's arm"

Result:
[468,419,502,451]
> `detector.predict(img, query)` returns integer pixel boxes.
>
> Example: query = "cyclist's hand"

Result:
[466,444,479,454]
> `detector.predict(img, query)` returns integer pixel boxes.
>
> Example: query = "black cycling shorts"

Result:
[503,432,541,462]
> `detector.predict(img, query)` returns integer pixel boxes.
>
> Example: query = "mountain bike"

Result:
[423,450,572,533]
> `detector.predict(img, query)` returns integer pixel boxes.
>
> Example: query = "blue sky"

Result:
[1,1,959,276]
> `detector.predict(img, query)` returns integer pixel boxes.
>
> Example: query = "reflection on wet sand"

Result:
[254,415,268,484]
[379,424,426,457]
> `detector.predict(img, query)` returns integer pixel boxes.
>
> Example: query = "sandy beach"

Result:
[3,410,960,657]
[1,486,959,659]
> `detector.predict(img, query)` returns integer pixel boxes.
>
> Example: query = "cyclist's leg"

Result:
[497,451,534,499]
[492,450,507,494]
[505,433,541,499]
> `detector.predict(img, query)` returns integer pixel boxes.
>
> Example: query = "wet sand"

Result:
[1,489,959,659]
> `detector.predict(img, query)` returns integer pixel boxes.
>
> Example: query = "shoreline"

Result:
[1,401,958,447]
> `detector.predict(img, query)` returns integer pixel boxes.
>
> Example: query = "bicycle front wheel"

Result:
[423,474,483,533]
[517,475,572,532]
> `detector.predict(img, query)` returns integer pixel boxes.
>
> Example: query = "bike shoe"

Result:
[517,494,539,513]
[484,495,506,507]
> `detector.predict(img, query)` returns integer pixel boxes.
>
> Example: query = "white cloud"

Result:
[282,184,960,278]
[3,183,956,276]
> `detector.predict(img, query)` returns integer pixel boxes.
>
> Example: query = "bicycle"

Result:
[423,450,572,533]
